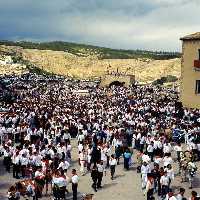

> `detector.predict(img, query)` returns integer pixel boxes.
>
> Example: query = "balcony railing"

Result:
[194,60,200,71]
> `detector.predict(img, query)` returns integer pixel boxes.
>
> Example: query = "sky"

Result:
[0,0,199,51]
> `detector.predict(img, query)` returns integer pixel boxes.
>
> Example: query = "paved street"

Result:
[0,141,200,200]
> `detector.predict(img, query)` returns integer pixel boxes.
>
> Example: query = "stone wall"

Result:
[100,74,135,87]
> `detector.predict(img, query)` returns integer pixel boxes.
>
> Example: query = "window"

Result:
[195,80,200,94]
[199,49,200,60]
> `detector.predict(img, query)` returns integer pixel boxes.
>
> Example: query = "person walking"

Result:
[109,154,117,180]
[115,145,122,165]
[141,162,151,190]
[160,171,170,199]
[123,148,132,170]
[71,169,79,200]
[147,142,154,162]
[91,165,98,192]
[145,173,154,200]
[97,160,104,188]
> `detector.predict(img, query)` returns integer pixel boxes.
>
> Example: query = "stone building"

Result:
[180,32,200,108]
[100,71,135,87]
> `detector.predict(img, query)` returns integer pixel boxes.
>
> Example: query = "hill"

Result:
[0,41,181,83]
[0,40,180,60]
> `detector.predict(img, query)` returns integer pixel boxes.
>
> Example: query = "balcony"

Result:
[194,60,200,71]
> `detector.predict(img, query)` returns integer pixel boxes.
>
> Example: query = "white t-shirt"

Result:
[163,156,173,167]
[71,175,79,184]
[109,158,117,166]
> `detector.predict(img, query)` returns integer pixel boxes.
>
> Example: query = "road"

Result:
[0,141,200,200]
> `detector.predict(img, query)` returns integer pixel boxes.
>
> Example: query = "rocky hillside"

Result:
[0,42,181,83]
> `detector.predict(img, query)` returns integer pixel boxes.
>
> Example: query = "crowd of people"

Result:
[0,73,200,200]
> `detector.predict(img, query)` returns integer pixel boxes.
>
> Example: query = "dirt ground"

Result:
[0,140,200,200]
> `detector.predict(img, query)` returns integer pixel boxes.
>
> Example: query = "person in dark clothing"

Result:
[91,146,101,166]
[151,163,160,193]
[3,148,11,173]
[91,165,98,192]
[115,145,122,165]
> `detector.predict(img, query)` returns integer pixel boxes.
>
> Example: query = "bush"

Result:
[152,75,178,85]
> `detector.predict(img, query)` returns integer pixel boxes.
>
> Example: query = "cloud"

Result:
[0,0,199,51]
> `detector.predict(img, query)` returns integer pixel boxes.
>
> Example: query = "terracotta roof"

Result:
[180,32,200,40]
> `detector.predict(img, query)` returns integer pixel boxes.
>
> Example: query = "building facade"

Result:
[180,32,200,108]
[100,73,135,87]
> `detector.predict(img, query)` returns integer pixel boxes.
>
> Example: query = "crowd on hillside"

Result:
[0,73,200,200]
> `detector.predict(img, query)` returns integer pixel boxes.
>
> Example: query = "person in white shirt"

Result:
[58,159,70,172]
[163,142,172,154]
[79,149,87,176]
[105,144,112,168]
[86,145,92,171]
[109,154,117,180]
[71,169,79,200]
[20,154,29,178]
[97,160,104,188]
[160,171,170,198]
[163,153,173,168]
[166,164,174,189]
[176,188,185,200]
[147,142,154,162]
[141,162,151,190]
[132,133,136,149]
[63,132,71,145]
[139,135,146,153]
[3,147,11,172]
[77,133,85,144]
[52,169,65,199]
[78,143,83,153]
[33,152,42,167]
[166,191,177,200]
[142,153,151,164]
[12,151,20,179]
[66,142,72,162]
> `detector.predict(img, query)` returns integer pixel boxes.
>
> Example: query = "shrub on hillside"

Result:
[152,75,178,85]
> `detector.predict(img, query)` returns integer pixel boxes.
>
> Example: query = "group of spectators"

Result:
[0,73,200,200]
